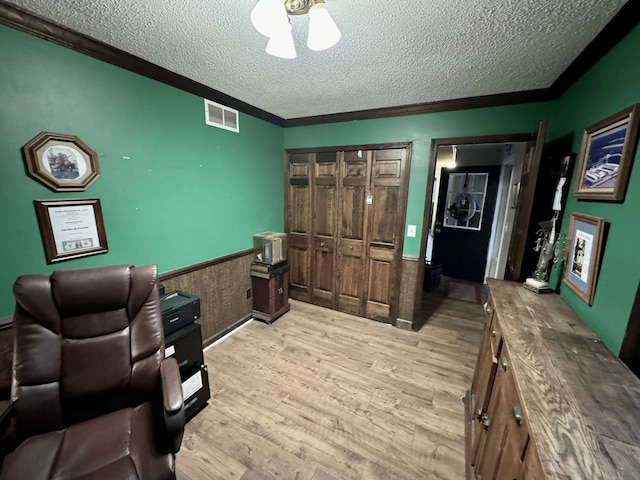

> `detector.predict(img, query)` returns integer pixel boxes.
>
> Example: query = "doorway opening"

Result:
[414,131,541,325]
[425,142,528,289]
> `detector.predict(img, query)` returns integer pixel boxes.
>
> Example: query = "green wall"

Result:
[285,24,640,355]
[2,17,638,355]
[0,25,285,319]
[548,24,640,355]
[284,105,552,256]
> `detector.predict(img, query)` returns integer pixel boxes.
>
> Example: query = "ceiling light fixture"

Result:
[251,0,341,59]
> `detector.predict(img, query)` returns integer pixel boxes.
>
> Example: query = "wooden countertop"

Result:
[487,278,640,479]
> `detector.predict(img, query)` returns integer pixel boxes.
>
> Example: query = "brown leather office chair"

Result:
[0,264,184,479]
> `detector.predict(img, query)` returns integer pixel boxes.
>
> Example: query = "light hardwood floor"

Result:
[176,296,483,480]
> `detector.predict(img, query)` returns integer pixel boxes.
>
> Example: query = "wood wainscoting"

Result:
[159,249,254,346]
[397,255,419,329]
[0,250,255,393]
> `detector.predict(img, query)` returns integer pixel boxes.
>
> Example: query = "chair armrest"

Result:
[161,359,183,414]
[0,402,12,433]
[0,401,15,467]
[160,358,185,454]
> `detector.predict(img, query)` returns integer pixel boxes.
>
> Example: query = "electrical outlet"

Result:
[246,288,251,299]
[407,224,417,237]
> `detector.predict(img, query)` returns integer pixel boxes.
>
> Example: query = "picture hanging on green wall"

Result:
[34,198,109,264]
[573,104,639,202]
[562,213,605,305]
[23,132,101,192]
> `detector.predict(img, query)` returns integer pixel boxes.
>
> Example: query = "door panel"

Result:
[336,255,362,314]
[312,153,337,308]
[364,149,406,322]
[287,153,311,301]
[432,166,500,283]
[370,186,400,244]
[336,151,371,316]
[289,235,310,301]
[505,122,547,281]
[341,185,366,239]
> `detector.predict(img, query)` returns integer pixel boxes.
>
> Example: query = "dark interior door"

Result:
[432,165,500,283]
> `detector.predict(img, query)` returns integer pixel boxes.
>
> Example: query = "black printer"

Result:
[159,291,200,336]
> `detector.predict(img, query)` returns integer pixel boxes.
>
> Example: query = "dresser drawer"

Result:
[496,344,529,456]
[484,298,502,354]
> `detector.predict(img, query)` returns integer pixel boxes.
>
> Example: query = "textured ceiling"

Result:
[5,0,628,119]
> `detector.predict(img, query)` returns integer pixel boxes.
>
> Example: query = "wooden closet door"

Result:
[336,150,372,316]
[311,152,338,309]
[286,153,312,302]
[364,148,407,322]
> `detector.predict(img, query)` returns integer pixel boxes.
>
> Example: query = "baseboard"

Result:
[395,317,413,331]
[202,313,253,348]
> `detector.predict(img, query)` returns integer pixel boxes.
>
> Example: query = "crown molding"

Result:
[0,1,286,127]
[284,89,553,127]
[1,0,638,128]
[549,0,640,97]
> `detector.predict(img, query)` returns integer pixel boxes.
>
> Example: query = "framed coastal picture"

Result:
[562,213,605,305]
[573,104,639,201]
[23,132,101,192]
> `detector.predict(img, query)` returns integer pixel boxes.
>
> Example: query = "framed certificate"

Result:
[34,199,109,263]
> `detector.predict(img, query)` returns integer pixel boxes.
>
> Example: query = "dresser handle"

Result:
[481,414,490,428]
[501,356,508,371]
[513,405,523,425]
[491,329,497,337]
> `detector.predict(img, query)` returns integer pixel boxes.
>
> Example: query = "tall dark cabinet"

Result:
[161,290,211,422]
[164,322,210,421]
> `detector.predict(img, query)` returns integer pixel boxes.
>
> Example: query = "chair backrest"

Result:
[11,264,164,439]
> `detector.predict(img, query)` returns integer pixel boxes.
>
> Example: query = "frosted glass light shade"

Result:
[266,24,297,59]
[307,3,341,51]
[251,0,289,38]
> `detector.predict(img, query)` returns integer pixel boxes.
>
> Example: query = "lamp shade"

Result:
[251,0,290,38]
[307,3,341,51]
[266,24,297,59]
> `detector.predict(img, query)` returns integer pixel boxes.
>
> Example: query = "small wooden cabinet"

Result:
[251,262,290,324]
[466,279,640,479]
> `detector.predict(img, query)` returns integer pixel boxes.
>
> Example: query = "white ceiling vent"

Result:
[204,99,239,133]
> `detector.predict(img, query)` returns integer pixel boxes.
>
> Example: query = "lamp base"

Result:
[523,278,554,294]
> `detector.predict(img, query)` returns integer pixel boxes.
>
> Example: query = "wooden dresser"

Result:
[466,278,640,479]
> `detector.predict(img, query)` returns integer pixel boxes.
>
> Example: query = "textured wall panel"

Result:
[160,252,254,345]
[0,252,255,393]
[398,255,419,323]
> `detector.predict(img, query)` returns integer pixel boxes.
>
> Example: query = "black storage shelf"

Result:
[164,321,210,422]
